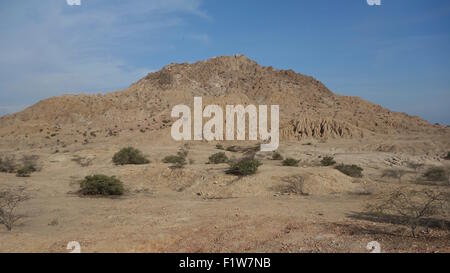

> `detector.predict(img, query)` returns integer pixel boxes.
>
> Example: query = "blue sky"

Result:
[0,0,449,124]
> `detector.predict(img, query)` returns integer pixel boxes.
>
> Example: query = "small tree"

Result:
[79,175,124,196]
[367,189,447,237]
[208,152,229,164]
[320,156,336,166]
[0,188,29,231]
[112,147,149,165]
[282,158,300,167]
[226,158,261,176]
[335,164,363,178]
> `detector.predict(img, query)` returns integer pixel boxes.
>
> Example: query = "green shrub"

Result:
[79,175,124,196]
[0,156,16,173]
[423,167,447,181]
[208,152,229,164]
[226,158,261,176]
[282,158,300,167]
[272,151,283,161]
[216,144,224,150]
[112,147,149,165]
[163,148,188,169]
[321,156,336,166]
[335,164,363,178]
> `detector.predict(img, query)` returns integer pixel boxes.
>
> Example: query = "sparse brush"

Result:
[320,156,336,166]
[226,158,261,176]
[335,164,363,178]
[79,175,124,196]
[112,147,149,165]
[0,187,29,231]
[208,152,229,164]
[282,158,300,167]
[272,151,283,161]
[366,189,447,237]
[423,167,447,182]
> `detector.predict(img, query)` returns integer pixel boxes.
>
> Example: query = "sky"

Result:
[0,0,449,124]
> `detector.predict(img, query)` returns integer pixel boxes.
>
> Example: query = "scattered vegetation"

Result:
[208,152,229,164]
[320,156,336,166]
[366,189,448,237]
[335,164,363,178]
[423,167,447,182]
[271,151,283,161]
[282,158,300,167]
[112,147,149,165]
[226,158,261,176]
[0,156,16,173]
[0,187,29,231]
[381,169,408,182]
[79,175,124,196]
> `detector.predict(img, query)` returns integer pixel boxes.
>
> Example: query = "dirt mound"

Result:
[0,55,439,150]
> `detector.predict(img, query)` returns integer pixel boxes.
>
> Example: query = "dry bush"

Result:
[271,151,283,161]
[335,164,363,178]
[275,175,306,195]
[423,167,448,182]
[79,175,124,196]
[208,152,229,164]
[215,144,224,150]
[0,156,16,173]
[367,188,448,237]
[381,169,409,182]
[0,187,29,231]
[282,158,300,167]
[163,147,188,169]
[320,156,336,166]
[226,158,261,176]
[16,155,39,177]
[112,147,149,165]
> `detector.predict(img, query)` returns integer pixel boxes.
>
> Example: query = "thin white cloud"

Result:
[0,0,209,114]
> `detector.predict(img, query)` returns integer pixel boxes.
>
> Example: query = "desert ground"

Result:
[0,56,449,253]
[1,128,449,253]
